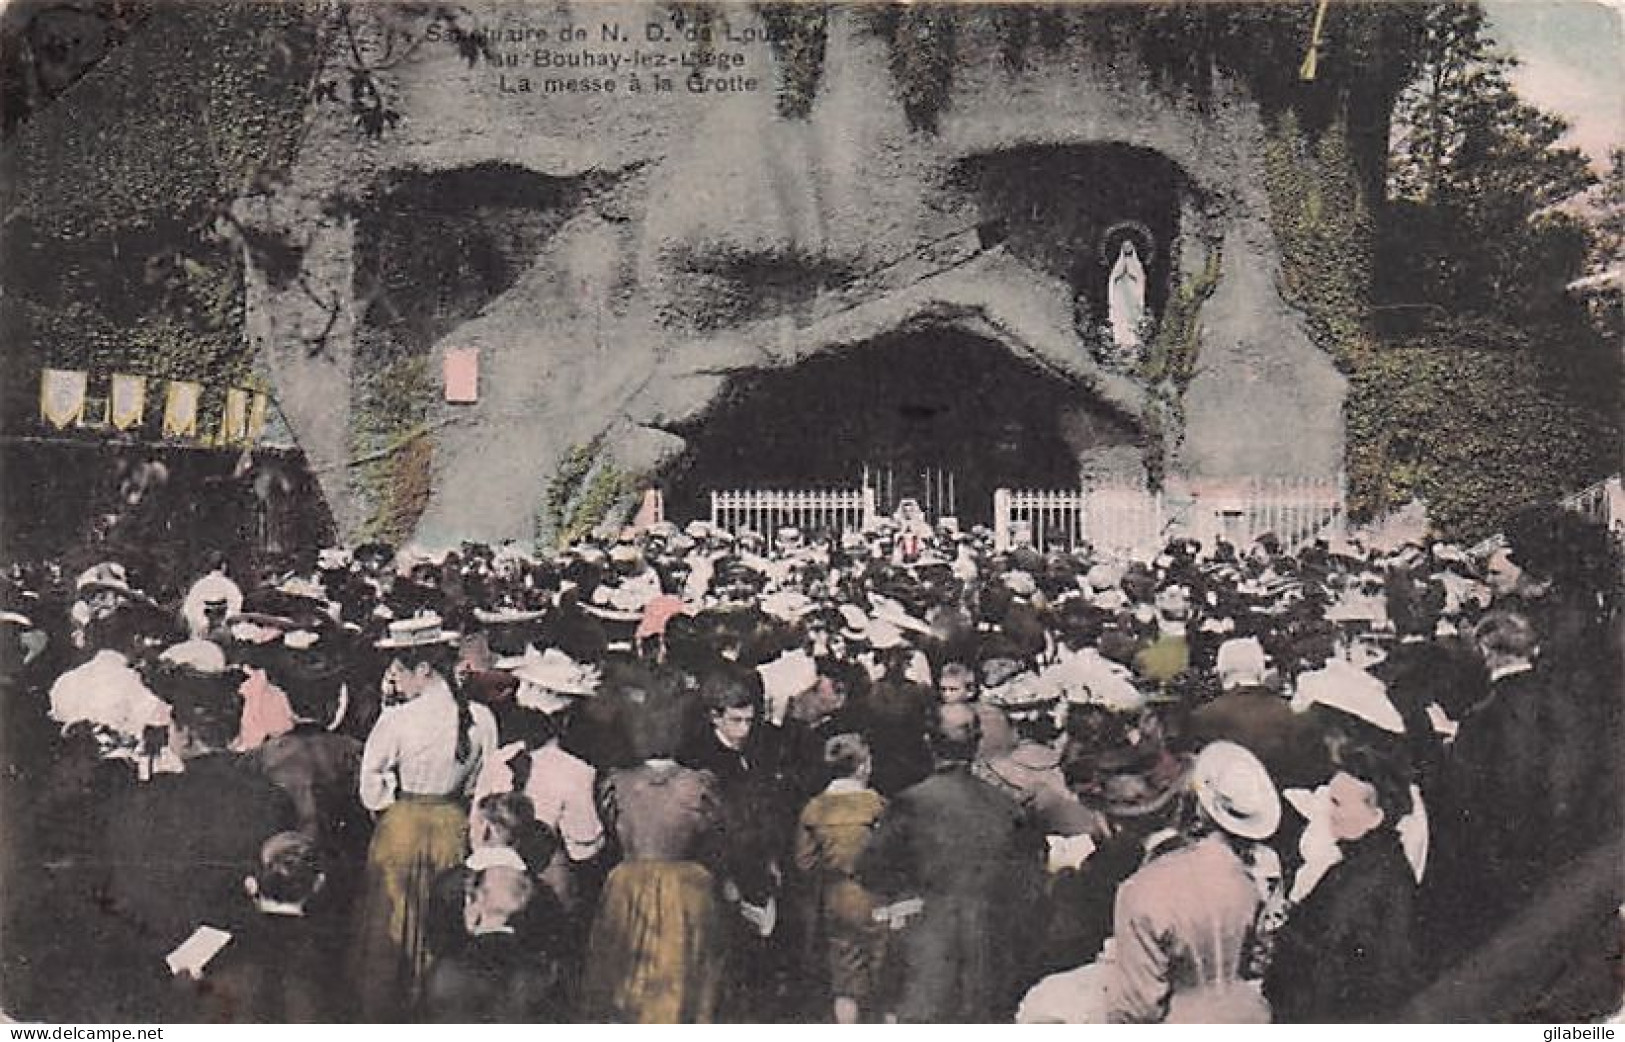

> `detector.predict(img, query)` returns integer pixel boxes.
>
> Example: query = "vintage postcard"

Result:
[1,0,1621,1026]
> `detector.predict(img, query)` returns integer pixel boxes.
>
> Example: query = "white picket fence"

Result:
[994,486,1168,556]
[710,487,876,538]
[1469,475,1624,557]
[700,475,1348,554]
[1195,475,1348,553]
[994,476,1347,556]
[1560,476,1622,530]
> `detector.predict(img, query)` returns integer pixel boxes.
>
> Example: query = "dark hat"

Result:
[149,662,246,740]
[1074,741,1190,819]
[230,587,324,631]
[465,668,520,706]
[353,541,396,567]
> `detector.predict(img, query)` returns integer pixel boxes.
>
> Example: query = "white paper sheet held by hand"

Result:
[165,925,232,979]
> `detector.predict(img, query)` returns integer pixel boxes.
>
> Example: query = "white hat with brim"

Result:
[465,845,528,874]
[1296,665,1404,734]
[160,639,229,673]
[1193,740,1281,840]
[866,618,907,650]
[498,646,599,698]
[1003,571,1037,597]
[75,562,148,602]
[473,606,548,625]
[837,604,870,643]
[760,589,815,624]
[375,613,459,650]
[982,672,1058,711]
[1045,655,1144,712]
[870,595,933,636]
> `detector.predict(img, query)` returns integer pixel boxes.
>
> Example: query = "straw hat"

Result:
[75,562,146,602]
[374,612,459,650]
[159,639,229,673]
[497,645,599,697]
[1192,741,1281,840]
[865,618,908,650]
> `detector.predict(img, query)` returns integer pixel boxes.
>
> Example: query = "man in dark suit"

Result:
[422,865,564,1022]
[1186,637,1329,792]
[1430,611,1549,958]
[99,664,298,1017]
[856,702,1046,1022]
[677,668,794,1019]
[177,831,347,1022]
[247,645,367,913]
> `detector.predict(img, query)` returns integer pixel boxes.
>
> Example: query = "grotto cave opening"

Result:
[659,326,1143,527]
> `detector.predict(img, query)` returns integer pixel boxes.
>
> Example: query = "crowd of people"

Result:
[1,500,1620,1023]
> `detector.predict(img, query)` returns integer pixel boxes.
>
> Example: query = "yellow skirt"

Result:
[350,796,468,1021]
[581,860,724,1023]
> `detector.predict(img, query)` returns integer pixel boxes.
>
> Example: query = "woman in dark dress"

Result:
[1265,744,1419,1023]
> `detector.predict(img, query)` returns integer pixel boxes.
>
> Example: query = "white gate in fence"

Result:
[994,476,1346,556]
[1195,475,1347,552]
[994,486,1167,556]
[710,487,877,538]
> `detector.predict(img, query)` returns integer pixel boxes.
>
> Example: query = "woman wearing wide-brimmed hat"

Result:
[1103,740,1282,1023]
[1023,741,1283,1023]
[350,613,497,1021]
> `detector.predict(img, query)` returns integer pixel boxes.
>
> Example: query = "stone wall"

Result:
[239,1,1347,547]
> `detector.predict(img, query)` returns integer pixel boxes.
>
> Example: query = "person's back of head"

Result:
[474,790,536,847]
[698,666,761,716]
[1332,743,1414,826]
[467,865,535,933]
[153,663,247,754]
[252,831,324,908]
[931,701,981,765]
[823,732,872,781]
[1473,609,1538,665]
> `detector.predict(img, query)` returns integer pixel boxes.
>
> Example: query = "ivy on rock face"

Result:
[1,0,323,433]
[541,437,638,550]
[869,3,957,133]
[854,2,1428,140]
[1263,111,1376,374]
[758,3,828,119]
[1348,331,1613,540]
[352,354,435,544]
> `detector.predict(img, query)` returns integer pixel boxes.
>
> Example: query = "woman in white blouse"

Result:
[351,615,497,1021]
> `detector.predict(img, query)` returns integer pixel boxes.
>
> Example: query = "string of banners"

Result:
[39,369,269,445]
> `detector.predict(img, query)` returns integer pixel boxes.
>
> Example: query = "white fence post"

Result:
[994,488,1012,552]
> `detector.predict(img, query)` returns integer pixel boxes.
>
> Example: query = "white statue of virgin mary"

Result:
[1108,238,1146,351]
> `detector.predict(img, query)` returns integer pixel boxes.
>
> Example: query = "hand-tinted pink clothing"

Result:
[235,667,296,752]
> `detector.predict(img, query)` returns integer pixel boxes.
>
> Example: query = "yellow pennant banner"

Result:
[110,374,147,431]
[247,392,269,442]
[39,369,88,430]
[221,387,250,444]
[163,381,201,438]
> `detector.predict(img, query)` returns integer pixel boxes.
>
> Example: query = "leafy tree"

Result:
[1384,2,1596,314]
[1586,146,1625,272]
[1355,1,1617,538]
